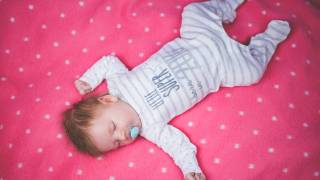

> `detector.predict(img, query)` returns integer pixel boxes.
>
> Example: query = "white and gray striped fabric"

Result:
[79,0,291,175]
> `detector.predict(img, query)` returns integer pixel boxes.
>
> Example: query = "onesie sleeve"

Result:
[143,124,202,175]
[78,55,128,90]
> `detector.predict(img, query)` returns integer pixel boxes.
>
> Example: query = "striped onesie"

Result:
[79,0,291,175]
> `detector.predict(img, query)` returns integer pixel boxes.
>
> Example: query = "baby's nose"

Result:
[116,130,128,141]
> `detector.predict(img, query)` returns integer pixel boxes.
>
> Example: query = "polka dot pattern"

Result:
[0,0,319,179]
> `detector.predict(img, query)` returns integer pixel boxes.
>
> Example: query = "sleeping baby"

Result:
[62,0,291,179]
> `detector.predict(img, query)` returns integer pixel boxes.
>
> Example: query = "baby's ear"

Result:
[97,94,118,104]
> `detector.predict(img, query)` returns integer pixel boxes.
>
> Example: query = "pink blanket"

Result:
[1,0,319,179]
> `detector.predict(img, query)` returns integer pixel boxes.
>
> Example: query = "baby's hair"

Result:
[62,93,108,157]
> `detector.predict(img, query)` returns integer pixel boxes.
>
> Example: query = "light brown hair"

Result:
[62,94,106,157]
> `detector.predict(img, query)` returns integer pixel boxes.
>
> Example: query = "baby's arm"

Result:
[144,124,205,179]
[75,55,128,94]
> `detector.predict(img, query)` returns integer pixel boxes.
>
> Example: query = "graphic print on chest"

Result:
[144,48,203,110]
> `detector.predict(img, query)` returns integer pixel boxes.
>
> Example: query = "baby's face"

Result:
[88,95,142,153]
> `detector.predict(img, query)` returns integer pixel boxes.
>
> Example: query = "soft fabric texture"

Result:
[79,0,291,176]
[0,0,319,180]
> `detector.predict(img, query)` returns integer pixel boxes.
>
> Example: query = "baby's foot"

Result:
[265,20,291,43]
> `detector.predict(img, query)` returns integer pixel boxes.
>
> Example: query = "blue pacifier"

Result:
[130,126,140,139]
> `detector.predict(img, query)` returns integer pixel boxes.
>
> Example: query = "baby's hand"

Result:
[184,172,206,180]
[74,79,92,95]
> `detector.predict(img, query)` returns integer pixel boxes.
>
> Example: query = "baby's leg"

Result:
[248,20,291,67]
[219,20,291,87]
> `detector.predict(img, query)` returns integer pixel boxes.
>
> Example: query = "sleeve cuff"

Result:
[180,152,202,175]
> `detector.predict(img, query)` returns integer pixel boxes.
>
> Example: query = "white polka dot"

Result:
[23,37,29,42]
[291,43,297,48]
[275,56,280,61]
[248,163,255,169]
[187,121,194,127]
[161,167,167,173]
[37,147,43,153]
[17,162,23,168]
[96,156,103,160]
[144,27,150,32]
[271,115,278,122]
[225,93,232,98]
[314,171,319,177]
[176,5,182,9]
[248,23,253,27]
[239,111,245,116]
[71,30,77,35]
[109,176,115,180]
[268,147,275,153]
[173,29,178,34]
[55,85,61,90]
[89,18,94,24]
[116,23,122,29]
[275,2,281,6]
[8,143,13,149]
[200,139,207,144]
[291,14,297,18]
[60,12,66,18]
[304,90,310,96]
[5,49,11,54]
[257,97,263,103]
[139,52,144,57]
[273,84,280,89]
[53,41,59,47]
[213,158,221,164]
[232,35,237,39]
[234,143,240,149]
[219,124,226,130]
[82,48,88,53]
[287,134,293,140]
[77,169,83,175]
[79,1,85,7]
[48,166,54,172]
[65,59,70,65]
[36,53,41,59]
[25,128,31,134]
[303,152,309,158]
[28,83,34,88]
[65,101,71,106]
[41,24,47,29]
[10,95,16,100]
[132,12,137,17]
[68,152,73,157]
[261,10,267,15]
[28,4,34,10]
[148,2,153,6]
[105,5,112,11]
[56,133,63,139]
[10,17,15,23]
[44,114,51,120]
[16,110,21,116]
[47,71,52,76]
[207,106,213,111]
[1,76,7,81]
[128,162,134,167]
[160,13,165,17]
[100,36,105,41]
[288,103,295,109]
[252,129,259,135]
[302,122,309,128]
[156,41,161,46]
[282,168,288,173]
[18,67,24,72]
[149,148,155,154]
[0,124,3,130]
[128,39,133,44]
